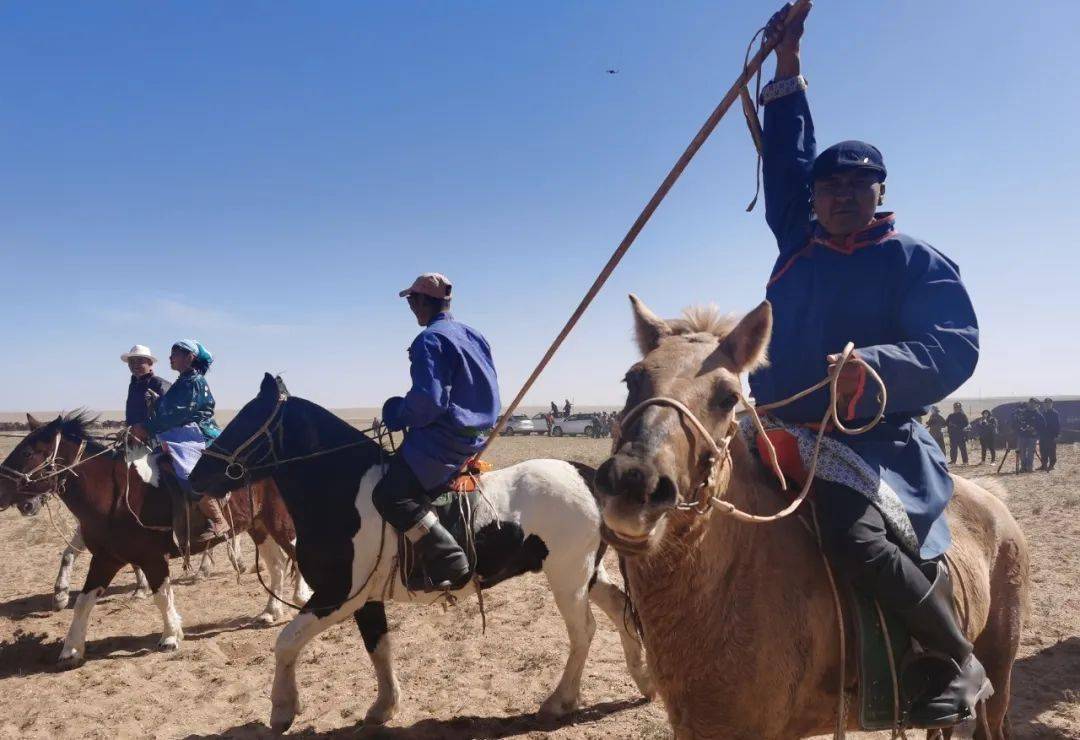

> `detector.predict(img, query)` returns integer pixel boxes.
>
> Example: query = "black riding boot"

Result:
[901,562,992,727]
[404,511,470,592]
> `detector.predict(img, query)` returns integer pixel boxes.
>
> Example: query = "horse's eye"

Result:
[712,391,737,412]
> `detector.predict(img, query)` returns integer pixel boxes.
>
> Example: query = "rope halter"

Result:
[0,430,91,497]
[612,342,887,526]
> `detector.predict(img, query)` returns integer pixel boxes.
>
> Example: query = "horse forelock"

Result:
[668,305,737,341]
[26,410,106,453]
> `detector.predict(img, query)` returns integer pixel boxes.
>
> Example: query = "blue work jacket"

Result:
[749,87,979,559]
[382,313,501,490]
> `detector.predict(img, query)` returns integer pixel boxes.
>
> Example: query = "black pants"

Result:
[979,436,995,463]
[814,480,931,614]
[1039,438,1057,469]
[949,435,968,464]
[371,454,432,533]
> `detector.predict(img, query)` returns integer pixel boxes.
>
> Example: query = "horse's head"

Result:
[595,295,772,555]
[0,412,100,515]
[191,373,291,497]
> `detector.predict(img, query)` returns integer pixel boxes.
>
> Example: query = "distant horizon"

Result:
[4,394,1078,425]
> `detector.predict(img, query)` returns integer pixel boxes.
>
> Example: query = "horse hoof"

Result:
[270,706,297,734]
[158,637,180,652]
[254,611,280,626]
[53,591,71,611]
[57,653,84,670]
[539,694,579,719]
[364,701,398,725]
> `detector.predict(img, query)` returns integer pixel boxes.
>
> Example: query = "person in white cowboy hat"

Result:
[121,345,171,427]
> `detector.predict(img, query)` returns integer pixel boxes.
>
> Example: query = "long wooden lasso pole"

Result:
[475,0,812,461]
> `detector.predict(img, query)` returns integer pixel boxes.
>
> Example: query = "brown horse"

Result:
[594,296,1030,739]
[0,412,310,668]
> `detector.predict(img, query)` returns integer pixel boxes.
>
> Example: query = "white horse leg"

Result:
[270,607,355,732]
[354,602,400,724]
[58,587,102,667]
[291,540,312,605]
[152,577,184,651]
[193,546,214,580]
[539,557,597,717]
[53,527,85,611]
[588,562,654,699]
[254,539,288,625]
[133,567,152,598]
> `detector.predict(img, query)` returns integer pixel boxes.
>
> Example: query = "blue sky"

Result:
[2,1,1076,412]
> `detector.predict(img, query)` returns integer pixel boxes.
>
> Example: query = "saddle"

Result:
[154,456,229,556]
[754,431,950,731]
[395,460,491,593]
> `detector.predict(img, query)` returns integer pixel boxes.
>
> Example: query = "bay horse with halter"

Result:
[189,374,653,732]
[594,297,1029,739]
[0,412,310,668]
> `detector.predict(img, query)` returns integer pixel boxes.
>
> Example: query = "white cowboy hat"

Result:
[120,345,157,363]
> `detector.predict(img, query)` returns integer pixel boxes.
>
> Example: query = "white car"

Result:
[504,414,539,436]
[550,413,600,438]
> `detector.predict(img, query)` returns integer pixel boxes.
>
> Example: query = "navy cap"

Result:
[812,140,887,182]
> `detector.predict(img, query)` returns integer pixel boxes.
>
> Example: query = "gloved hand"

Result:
[826,351,867,420]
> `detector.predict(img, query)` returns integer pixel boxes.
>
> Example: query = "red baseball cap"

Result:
[399,272,453,299]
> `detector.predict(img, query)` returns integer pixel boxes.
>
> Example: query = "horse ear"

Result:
[718,301,772,373]
[630,294,672,355]
[26,413,43,430]
[259,373,276,397]
[275,376,290,398]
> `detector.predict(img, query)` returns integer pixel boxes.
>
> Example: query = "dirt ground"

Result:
[0,434,1077,739]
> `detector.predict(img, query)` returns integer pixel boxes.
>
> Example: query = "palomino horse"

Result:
[594,296,1029,740]
[0,412,311,667]
[189,374,653,732]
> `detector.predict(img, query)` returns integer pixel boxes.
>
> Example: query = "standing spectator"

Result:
[1012,399,1044,473]
[550,401,559,418]
[1039,398,1060,471]
[945,402,970,465]
[974,410,998,464]
[925,406,947,453]
[563,399,572,417]
[544,412,554,436]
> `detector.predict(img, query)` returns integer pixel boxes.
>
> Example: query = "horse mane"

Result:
[32,409,108,453]
[668,305,737,340]
[287,397,385,458]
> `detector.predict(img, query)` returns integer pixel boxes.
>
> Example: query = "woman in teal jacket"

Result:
[133,340,227,543]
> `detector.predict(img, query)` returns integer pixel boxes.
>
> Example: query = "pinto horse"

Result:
[189,374,653,732]
[0,412,310,668]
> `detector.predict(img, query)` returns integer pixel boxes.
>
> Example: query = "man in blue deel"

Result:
[747,3,985,727]
[374,273,500,592]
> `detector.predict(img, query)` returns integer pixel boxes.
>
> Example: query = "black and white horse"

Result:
[189,374,652,732]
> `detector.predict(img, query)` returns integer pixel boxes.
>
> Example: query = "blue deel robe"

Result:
[382,312,501,490]
[748,88,979,559]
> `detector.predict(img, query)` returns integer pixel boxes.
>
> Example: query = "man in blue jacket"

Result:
[750,3,986,727]
[374,273,500,591]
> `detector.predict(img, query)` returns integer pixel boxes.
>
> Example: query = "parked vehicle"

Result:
[551,413,601,438]
[504,414,538,436]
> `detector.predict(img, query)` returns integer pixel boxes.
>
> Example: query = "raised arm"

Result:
[761,1,815,256]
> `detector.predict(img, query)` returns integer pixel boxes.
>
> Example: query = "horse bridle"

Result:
[0,431,89,497]
[202,391,288,481]
[615,396,741,514]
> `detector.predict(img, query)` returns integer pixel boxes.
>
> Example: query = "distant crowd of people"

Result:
[924,398,1060,473]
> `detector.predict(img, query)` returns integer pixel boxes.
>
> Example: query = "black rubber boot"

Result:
[901,562,993,728]
[404,512,470,592]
